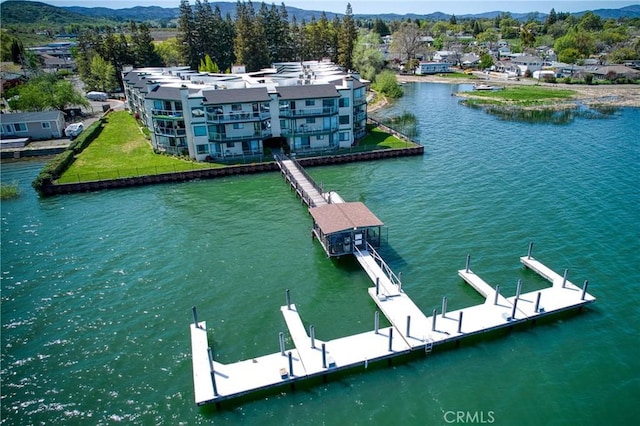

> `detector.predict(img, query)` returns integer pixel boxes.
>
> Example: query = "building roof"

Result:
[309,202,383,235]
[146,85,184,101]
[276,84,340,100]
[1,110,64,123]
[202,87,271,105]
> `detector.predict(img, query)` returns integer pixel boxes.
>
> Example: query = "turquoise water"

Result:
[2,83,639,425]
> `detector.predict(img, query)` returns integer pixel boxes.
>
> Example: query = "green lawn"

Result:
[58,111,416,183]
[59,111,217,183]
[358,126,415,149]
[466,86,576,102]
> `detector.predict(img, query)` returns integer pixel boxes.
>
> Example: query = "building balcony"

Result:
[279,106,338,118]
[280,123,339,137]
[154,126,187,137]
[206,111,270,123]
[151,109,184,119]
[354,95,367,106]
[208,130,272,143]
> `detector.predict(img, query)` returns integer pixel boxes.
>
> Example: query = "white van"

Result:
[86,91,108,102]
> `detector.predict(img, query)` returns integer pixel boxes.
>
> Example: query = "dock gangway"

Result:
[274,154,328,208]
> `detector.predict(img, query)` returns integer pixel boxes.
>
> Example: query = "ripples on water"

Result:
[2,83,639,425]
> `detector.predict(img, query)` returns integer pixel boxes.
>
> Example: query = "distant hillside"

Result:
[0,0,94,25]
[61,2,340,23]
[1,0,639,26]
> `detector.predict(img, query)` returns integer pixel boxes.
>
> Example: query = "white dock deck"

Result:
[354,250,401,297]
[191,253,595,405]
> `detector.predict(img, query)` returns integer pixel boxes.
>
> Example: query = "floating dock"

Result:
[191,246,595,406]
[190,157,596,406]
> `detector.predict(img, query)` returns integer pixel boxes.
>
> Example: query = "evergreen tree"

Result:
[194,0,217,63]
[337,3,357,70]
[177,0,199,70]
[234,1,269,71]
[130,22,162,67]
[372,18,390,37]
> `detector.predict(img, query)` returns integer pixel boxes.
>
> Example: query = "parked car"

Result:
[64,122,84,138]
[86,91,108,102]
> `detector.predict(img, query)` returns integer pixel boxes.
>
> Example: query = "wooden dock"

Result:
[190,249,595,405]
[275,154,328,207]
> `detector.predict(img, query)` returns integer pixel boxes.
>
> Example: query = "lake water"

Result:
[2,82,639,425]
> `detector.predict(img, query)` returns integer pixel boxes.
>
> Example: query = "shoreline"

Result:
[394,73,640,108]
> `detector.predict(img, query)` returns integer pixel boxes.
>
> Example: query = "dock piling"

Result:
[406,315,411,337]
[494,285,500,305]
[310,325,315,349]
[458,311,463,333]
[374,311,379,334]
[431,309,437,331]
[442,296,448,318]
[288,352,293,377]
[510,297,518,320]
[527,241,533,259]
[581,280,589,300]
[192,306,199,328]
[398,272,402,292]
[388,328,394,352]
[207,347,219,396]
[465,254,470,273]
[562,269,568,288]
[516,279,522,300]
[375,277,380,296]
[286,289,291,310]
[534,292,541,313]
[322,343,327,368]
[279,332,285,355]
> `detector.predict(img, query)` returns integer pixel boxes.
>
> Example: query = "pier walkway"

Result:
[275,154,328,208]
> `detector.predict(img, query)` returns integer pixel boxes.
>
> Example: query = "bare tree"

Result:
[390,22,424,62]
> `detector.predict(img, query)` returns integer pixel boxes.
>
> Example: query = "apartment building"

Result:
[123,61,367,162]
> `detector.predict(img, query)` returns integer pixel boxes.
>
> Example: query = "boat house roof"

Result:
[309,202,383,235]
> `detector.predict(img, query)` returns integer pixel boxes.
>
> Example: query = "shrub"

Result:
[373,70,404,99]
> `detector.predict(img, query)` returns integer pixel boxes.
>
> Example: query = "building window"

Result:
[317,135,324,140]
[339,115,350,125]
[197,144,208,154]
[193,125,207,137]
[42,122,51,129]
[154,100,163,110]
[339,132,350,141]
[339,97,349,107]
[14,123,27,132]
[231,104,242,111]
[233,123,244,129]
[226,142,235,148]
[305,117,316,124]
[305,99,315,107]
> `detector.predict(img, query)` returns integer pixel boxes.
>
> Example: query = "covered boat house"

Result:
[309,202,383,257]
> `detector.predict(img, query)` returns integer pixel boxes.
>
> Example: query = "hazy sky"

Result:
[31,0,640,15]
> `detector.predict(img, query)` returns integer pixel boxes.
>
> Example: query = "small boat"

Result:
[473,84,502,91]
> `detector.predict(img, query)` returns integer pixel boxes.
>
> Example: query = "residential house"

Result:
[123,61,367,162]
[511,55,543,75]
[0,110,66,141]
[415,62,452,75]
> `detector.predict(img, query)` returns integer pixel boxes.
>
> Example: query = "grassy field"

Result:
[357,126,414,149]
[57,111,416,183]
[58,111,217,183]
[463,85,576,103]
